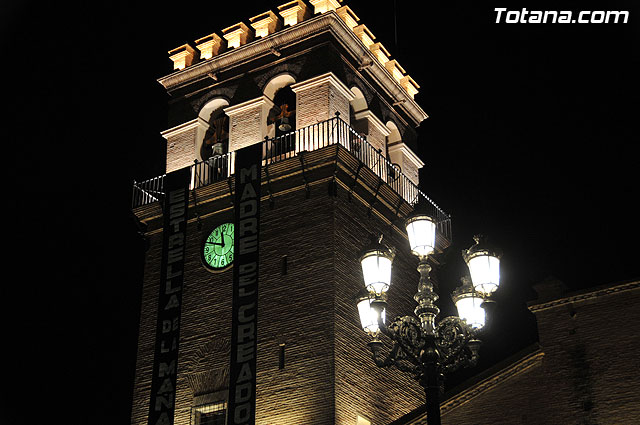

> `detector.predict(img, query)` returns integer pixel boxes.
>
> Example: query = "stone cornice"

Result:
[223,95,274,116]
[397,347,545,425]
[290,71,355,101]
[528,279,640,313]
[160,118,199,139]
[157,10,428,126]
[388,141,425,168]
[353,110,391,137]
[440,349,544,416]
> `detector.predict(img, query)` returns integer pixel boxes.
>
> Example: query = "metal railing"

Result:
[132,115,451,239]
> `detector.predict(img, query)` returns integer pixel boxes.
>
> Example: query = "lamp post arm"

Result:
[375,313,428,378]
[434,316,481,375]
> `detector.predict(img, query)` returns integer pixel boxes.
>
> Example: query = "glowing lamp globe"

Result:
[357,295,386,334]
[359,235,395,296]
[405,213,436,258]
[462,235,501,295]
[452,278,486,329]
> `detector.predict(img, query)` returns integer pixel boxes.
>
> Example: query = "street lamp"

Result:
[451,276,486,330]
[356,212,501,425]
[462,234,502,295]
[359,234,395,296]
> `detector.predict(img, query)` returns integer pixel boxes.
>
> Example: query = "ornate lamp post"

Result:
[356,211,501,425]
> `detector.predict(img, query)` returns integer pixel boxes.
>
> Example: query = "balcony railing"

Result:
[132,115,451,240]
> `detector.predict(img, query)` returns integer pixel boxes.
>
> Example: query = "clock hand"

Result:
[207,241,225,246]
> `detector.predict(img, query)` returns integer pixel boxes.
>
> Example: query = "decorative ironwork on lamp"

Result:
[356,212,501,425]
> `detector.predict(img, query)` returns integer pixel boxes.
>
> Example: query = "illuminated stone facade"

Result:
[132,3,440,424]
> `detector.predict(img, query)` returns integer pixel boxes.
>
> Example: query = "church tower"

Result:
[131,2,452,424]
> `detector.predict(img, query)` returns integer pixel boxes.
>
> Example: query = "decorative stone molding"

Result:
[160,118,199,140]
[250,11,282,38]
[336,5,359,29]
[369,42,390,66]
[291,72,354,101]
[195,33,226,60]
[353,110,390,153]
[354,110,390,133]
[385,59,406,84]
[168,44,196,70]
[440,350,545,416]
[388,141,424,185]
[353,24,375,49]
[309,0,342,15]
[528,280,640,313]
[158,11,428,125]
[400,75,420,99]
[222,22,253,49]
[278,0,310,27]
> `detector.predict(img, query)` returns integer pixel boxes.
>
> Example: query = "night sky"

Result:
[3,1,638,424]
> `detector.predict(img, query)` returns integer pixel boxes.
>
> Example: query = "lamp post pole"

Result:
[357,212,501,425]
[422,335,442,425]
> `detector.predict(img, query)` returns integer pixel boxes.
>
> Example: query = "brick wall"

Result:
[132,176,431,425]
[333,193,425,424]
[439,283,640,425]
[293,73,353,130]
[163,121,198,174]
[226,97,273,153]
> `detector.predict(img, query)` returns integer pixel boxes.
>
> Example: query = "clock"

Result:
[202,222,234,271]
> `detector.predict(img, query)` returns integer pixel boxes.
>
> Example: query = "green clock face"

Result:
[203,222,234,270]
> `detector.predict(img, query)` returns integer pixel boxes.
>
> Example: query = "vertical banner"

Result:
[229,143,262,424]
[148,167,190,425]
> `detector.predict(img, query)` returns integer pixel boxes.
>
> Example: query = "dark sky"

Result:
[3,1,638,424]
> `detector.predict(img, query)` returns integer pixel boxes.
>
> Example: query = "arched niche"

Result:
[197,98,230,161]
[263,73,297,139]
[350,87,368,114]
[263,73,296,101]
[349,86,369,137]
[386,120,403,176]
[386,120,402,145]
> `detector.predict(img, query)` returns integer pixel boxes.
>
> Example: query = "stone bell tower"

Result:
[131,1,451,424]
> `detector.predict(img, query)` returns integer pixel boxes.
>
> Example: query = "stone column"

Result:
[161,119,199,173]
[291,72,355,127]
[291,72,355,151]
[388,142,424,186]
[352,110,390,154]
[224,96,274,153]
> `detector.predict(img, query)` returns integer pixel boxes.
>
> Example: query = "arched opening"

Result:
[386,121,403,182]
[263,74,297,157]
[264,74,296,137]
[264,73,296,100]
[350,87,367,115]
[269,85,296,138]
[386,120,402,145]
[349,87,368,138]
[195,98,230,187]
[197,98,230,162]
